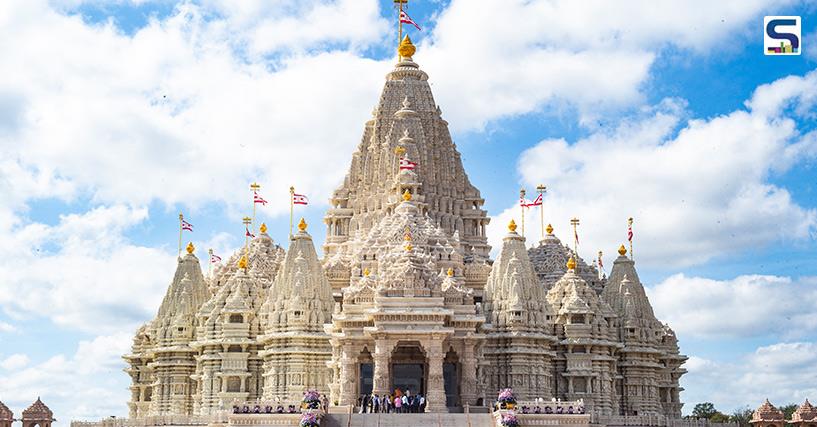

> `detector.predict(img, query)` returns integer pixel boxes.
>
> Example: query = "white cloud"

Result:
[0,321,16,333]
[0,332,132,421]
[418,0,799,130]
[0,205,175,333]
[648,274,817,340]
[488,70,817,268]
[0,354,30,370]
[682,342,817,413]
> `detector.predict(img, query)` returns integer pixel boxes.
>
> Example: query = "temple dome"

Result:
[22,398,53,420]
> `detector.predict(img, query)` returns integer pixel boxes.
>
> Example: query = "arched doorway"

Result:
[391,343,426,396]
[358,347,373,396]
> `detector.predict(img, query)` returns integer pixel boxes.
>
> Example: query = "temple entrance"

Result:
[358,348,373,396]
[443,348,460,407]
[390,343,426,396]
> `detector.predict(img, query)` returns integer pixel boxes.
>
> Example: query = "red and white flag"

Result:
[292,193,308,205]
[399,158,417,170]
[245,227,255,238]
[574,228,580,246]
[181,219,193,231]
[253,192,268,205]
[210,253,222,263]
[520,194,542,207]
[598,256,603,270]
[628,224,633,242]
[399,10,421,31]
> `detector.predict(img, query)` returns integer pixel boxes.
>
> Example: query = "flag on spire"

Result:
[253,192,268,205]
[399,158,417,170]
[210,253,222,263]
[519,194,543,207]
[245,227,255,238]
[400,10,421,30]
[628,220,634,242]
[292,193,308,205]
[181,219,193,231]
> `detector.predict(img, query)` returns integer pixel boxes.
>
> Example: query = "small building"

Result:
[21,398,55,427]
[0,401,14,427]
[790,399,817,427]
[750,399,785,427]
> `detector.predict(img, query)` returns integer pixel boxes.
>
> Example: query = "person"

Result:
[373,394,380,413]
[401,394,408,413]
[418,394,425,413]
[322,394,329,412]
[394,394,402,413]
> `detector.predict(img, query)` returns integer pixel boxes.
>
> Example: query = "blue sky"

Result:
[1,0,816,422]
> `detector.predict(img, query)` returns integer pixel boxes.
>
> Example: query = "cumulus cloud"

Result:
[682,342,817,413]
[0,332,132,421]
[649,274,817,340]
[0,354,30,371]
[487,70,817,268]
[0,205,175,333]
[0,321,16,333]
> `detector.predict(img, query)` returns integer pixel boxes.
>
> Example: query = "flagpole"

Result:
[243,216,252,256]
[178,212,183,258]
[628,217,634,261]
[208,248,213,277]
[536,184,546,241]
[395,0,407,53]
[519,188,526,238]
[570,217,580,258]
[289,186,295,240]
[250,182,261,232]
[598,250,603,279]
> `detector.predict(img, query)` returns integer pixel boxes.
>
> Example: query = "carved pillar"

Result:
[373,338,391,396]
[424,338,447,413]
[339,345,358,406]
[460,339,477,405]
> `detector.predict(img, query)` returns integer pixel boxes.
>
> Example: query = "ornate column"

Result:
[373,338,392,396]
[460,338,478,406]
[339,345,358,406]
[424,337,447,413]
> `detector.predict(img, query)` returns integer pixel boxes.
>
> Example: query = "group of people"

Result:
[357,390,426,413]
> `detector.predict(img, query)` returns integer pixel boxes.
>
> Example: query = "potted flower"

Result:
[302,390,321,410]
[500,412,520,427]
[497,388,517,410]
[299,412,320,427]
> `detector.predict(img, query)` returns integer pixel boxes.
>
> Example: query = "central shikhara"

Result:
[124,37,686,419]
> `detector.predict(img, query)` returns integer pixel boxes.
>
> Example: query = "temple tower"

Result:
[259,218,335,403]
[603,245,686,417]
[528,224,605,294]
[482,219,557,400]
[547,258,620,416]
[323,35,491,298]
[751,400,787,427]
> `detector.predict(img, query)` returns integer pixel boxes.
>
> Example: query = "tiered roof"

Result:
[22,397,53,420]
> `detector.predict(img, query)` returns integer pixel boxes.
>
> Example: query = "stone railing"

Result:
[594,414,740,427]
[71,414,222,427]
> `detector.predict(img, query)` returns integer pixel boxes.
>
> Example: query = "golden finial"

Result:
[404,242,413,251]
[186,242,195,254]
[363,268,370,277]
[394,146,406,156]
[546,223,554,234]
[238,255,248,270]
[402,189,412,201]
[298,218,307,232]
[260,223,267,233]
[398,34,416,58]
[618,244,627,256]
[447,267,454,277]
[566,256,577,271]
[508,219,517,232]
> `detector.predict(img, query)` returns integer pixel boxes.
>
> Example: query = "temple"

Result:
[117,34,687,424]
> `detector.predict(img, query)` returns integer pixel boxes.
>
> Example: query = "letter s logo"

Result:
[764,16,801,55]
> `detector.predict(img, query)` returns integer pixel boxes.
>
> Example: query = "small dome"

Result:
[0,401,13,422]
[752,399,785,423]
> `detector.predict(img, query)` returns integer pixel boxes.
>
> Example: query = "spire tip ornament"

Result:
[298,218,307,232]
[508,219,517,232]
[546,223,554,234]
[618,244,627,256]
[447,267,454,277]
[567,256,577,271]
[398,34,416,58]
[260,223,267,233]
[186,242,195,254]
[238,255,248,270]
[402,189,412,201]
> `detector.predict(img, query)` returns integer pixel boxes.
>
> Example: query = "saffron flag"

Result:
[253,192,268,205]
[292,193,308,205]
[399,158,417,170]
[181,219,193,231]
[399,10,421,30]
[210,253,222,263]
[245,227,255,238]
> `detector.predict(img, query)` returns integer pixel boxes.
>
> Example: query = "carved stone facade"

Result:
[123,36,685,421]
